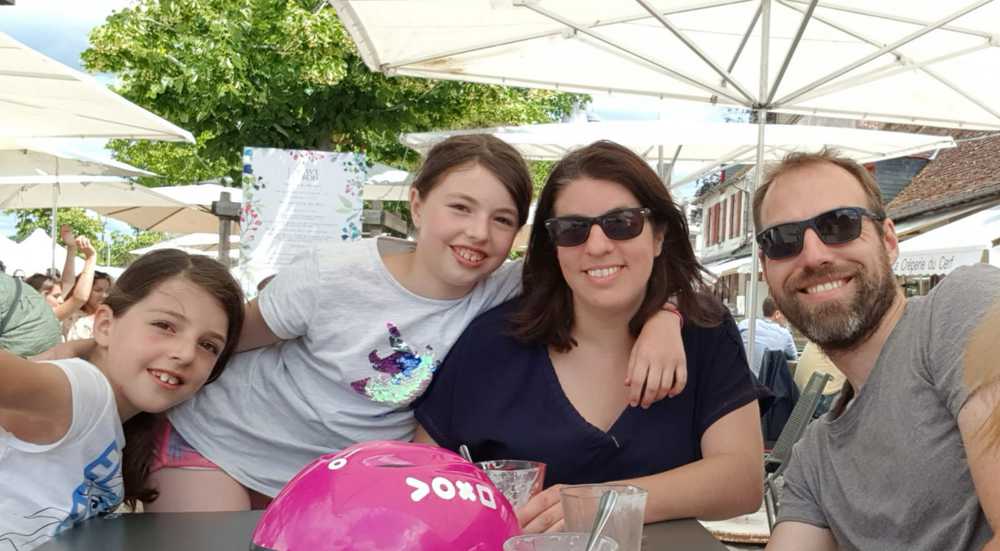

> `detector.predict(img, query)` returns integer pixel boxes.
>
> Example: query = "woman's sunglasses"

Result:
[755,206,884,260]
[544,207,652,248]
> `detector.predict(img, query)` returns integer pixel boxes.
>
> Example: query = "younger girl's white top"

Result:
[0,358,125,551]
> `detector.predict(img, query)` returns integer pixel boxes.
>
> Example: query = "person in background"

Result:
[0,272,61,357]
[794,342,846,417]
[25,236,99,324]
[62,270,113,341]
[738,297,797,378]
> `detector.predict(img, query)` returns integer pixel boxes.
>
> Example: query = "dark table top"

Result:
[36,511,727,551]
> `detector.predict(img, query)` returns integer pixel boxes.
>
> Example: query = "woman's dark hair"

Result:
[65,271,114,313]
[510,140,726,352]
[112,249,245,507]
[411,134,533,227]
[25,273,57,294]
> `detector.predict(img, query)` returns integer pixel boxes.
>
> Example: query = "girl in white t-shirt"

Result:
[0,249,244,550]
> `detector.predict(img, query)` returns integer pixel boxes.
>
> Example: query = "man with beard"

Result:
[757,149,999,551]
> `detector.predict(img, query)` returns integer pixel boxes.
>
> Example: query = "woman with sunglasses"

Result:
[414,140,766,532]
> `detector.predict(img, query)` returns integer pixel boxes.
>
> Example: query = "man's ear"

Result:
[883,217,900,264]
[92,304,116,348]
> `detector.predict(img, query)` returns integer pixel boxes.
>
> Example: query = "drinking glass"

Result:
[503,532,618,551]
[560,484,647,551]
[475,460,546,507]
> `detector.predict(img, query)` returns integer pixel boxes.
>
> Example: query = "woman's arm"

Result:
[52,236,96,321]
[518,401,763,533]
[0,350,72,444]
[626,400,763,521]
[58,225,77,293]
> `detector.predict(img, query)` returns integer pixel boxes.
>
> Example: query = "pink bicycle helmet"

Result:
[250,441,521,550]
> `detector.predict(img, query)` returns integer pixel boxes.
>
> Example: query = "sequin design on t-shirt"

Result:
[351,323,439,407]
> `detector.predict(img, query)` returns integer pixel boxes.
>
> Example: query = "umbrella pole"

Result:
[51,162,59,273]
[746,111,766,371]
[746,0,772,371]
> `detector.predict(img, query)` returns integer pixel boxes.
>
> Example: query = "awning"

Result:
[704,255,752,277]
[895,203,1000,276]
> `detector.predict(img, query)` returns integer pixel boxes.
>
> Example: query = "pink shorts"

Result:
[150,419,220,473]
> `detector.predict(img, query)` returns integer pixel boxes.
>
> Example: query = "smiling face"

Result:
[758,161,901,350]
[93,276,229,420]
[552,176,663,319]
[409,162,521,299]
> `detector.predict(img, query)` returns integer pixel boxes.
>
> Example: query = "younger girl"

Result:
[146,134,686,512]
[0,249,244,550]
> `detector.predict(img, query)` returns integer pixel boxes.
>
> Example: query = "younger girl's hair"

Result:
[112,249,245,507]
[410,134,534,227]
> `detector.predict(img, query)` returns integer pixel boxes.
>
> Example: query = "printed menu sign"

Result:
[239,147,365,293]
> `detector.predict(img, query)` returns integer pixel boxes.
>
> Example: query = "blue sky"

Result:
[1,1,717,236]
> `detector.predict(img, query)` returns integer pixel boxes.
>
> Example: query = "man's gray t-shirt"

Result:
[777,264,998,550]
[168,237,522,496]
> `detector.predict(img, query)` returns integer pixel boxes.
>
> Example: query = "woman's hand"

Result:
[515,484,566,534]
[60,224,76,249]
[627,309,687,408]
[76,236,96,260]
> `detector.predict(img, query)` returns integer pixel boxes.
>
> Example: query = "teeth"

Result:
[806,280,845,294]
[587,266,621,278]
[154,372,180,385]
[455,248,484,263]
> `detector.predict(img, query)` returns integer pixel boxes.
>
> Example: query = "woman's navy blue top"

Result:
[414,299,761,487]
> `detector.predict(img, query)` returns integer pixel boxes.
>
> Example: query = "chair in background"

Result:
[759,350,800,448]
[763,371,832,530]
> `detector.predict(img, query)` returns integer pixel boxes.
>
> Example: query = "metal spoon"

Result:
[585,490,618,551]
[458,444,473,463]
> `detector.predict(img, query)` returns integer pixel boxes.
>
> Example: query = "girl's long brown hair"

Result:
[510,140,726,351]
[102,250,244,507]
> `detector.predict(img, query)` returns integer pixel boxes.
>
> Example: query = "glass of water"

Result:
[476,460,546,508]
[560,484,647,551]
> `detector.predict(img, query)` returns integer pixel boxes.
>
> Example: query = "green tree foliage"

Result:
[10,209,165,267]
[13,209,103,242]
[83,0,585,183]
[104,230,166,267]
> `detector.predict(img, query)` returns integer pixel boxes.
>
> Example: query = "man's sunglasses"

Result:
[544,207,652,247]
[755,207,884,260]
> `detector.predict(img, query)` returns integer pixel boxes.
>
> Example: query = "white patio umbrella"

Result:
[331,0,1000,362]
[0,32,194,142]
[402,121,955,187]
[94,183,240,234]
[0,139,156,178]
[363,162,412,201]
[0,175,190,269]
[0,176,186,210]
[129,233,240,255]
